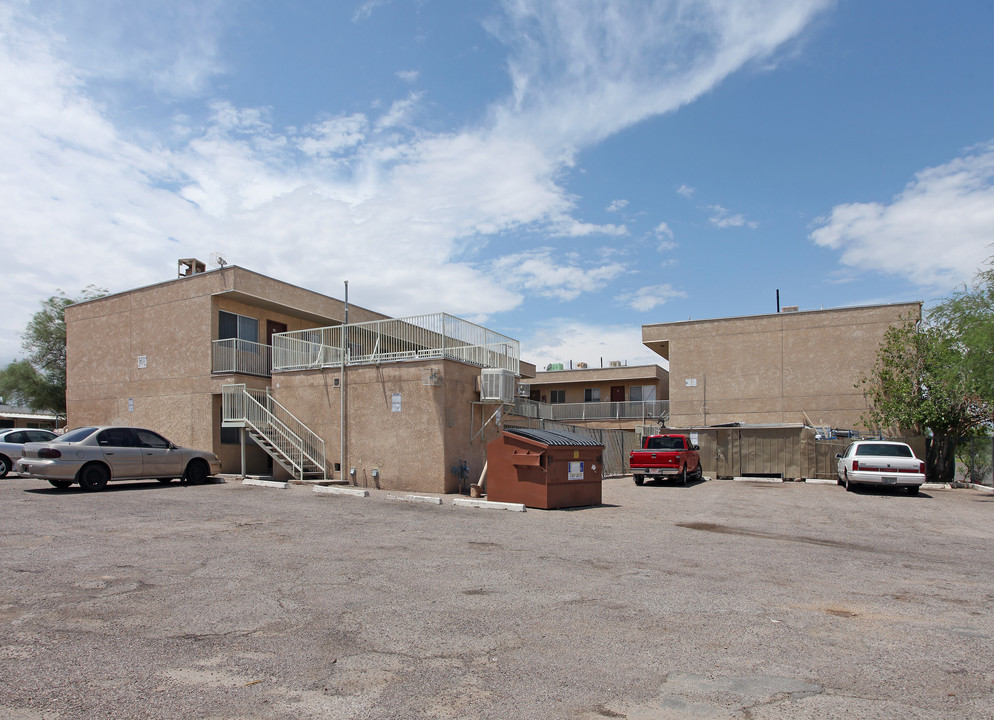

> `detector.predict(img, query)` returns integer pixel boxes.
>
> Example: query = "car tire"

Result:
[0,455,11,478]
[680,466,688,486]
[634,476,644,486]
[907,485,920,496]
[78,463,110,491]
[693,464,704,481]
[184,460,209,485]
[48,479,73,490]
[844,472,853,492]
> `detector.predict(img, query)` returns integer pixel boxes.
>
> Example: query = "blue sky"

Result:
[2,0,993,371]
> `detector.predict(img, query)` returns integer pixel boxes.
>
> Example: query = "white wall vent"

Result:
[609,360,623,367]
[481,368,515,403]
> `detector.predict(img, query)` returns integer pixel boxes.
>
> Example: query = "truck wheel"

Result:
[634,476,644,486]
[680,466,688,485]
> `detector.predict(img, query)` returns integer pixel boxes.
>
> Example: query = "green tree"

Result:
[859,254,994,480]
[931,253,994,411]
[0,287,106,417]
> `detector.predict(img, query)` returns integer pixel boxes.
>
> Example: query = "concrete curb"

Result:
[313,485,370,498]
[732,477,783,483]
[804,478,837,485]
[452,498,526,512]
[242,478,290,489]
[388,494,443,505]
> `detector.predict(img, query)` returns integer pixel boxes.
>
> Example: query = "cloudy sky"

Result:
[2,0,992,370]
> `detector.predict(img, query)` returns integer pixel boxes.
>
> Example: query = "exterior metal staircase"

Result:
[221,384,328,482]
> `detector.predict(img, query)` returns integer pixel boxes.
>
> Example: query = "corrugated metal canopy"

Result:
[503,428,603,447]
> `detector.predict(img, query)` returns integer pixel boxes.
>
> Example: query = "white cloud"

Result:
[0,0,831,362]
[490,0,832,148]
[707,204,758,229]
[490,249,626,301]
[521,319,667,371]
[353,0,391,23]
[297,115,368,157]
[676,184,695,198]
[396,69,420,84]
[617,285,686,312]
[375,91,425,130]
[607,199,628,212]
[811,141,994,290]
[654,221,674,239]
[19,0,229,97]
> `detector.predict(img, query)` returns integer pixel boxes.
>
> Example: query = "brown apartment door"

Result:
[266,320,288,345]
[610,386,625,402]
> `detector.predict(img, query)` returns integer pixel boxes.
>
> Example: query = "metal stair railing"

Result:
[222,384,327,481]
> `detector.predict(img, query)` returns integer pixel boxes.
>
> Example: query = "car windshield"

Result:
[59,427,98,443]
[855,443,913,458]
[645,436,684,450]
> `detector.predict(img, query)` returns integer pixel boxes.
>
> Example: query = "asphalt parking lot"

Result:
[2,474,993,720]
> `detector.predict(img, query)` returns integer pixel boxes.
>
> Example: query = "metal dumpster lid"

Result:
[503,428,603,447]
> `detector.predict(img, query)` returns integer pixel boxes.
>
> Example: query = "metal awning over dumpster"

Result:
[486,428,604,509]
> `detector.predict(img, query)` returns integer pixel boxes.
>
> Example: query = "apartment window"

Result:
[219,311,259,343]
[550,389,566,404]
[584,388,601,402]
[630,385,656,402]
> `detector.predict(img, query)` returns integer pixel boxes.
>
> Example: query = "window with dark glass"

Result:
[584,388,601,402]
[550,390,566,404]
[218,310,259,343]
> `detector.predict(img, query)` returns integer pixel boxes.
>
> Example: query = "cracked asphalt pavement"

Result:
[2,474,993,719]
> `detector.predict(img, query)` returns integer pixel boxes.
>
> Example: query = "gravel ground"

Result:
[1,474,992,719]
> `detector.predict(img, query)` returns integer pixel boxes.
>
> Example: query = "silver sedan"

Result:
[16,426,221,491]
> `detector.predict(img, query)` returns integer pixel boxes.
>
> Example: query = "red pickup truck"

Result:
[630,434,702,485]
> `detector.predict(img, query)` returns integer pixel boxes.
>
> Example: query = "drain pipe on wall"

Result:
[341,280,349,483]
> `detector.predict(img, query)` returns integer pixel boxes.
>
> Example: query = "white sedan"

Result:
[836,440,925,495]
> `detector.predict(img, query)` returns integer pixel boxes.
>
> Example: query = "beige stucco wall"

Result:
[642,303,921,431]
[270,359,498,493]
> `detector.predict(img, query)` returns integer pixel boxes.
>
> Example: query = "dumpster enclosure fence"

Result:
[503,418,638,477]
[503,418,992,484]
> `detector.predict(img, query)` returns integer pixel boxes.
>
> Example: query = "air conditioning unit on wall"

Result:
[480,368,516,403]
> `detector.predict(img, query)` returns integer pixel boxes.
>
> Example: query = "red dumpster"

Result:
[486,428,604,509]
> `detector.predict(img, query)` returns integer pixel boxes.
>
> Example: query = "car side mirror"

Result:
[835,453,842,459]
[169,442,177,450]
[693,445,700,451]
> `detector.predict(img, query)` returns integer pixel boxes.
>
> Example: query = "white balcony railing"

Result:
[212,338,272,377]
[512,398,670,423]
[272,313,519,374]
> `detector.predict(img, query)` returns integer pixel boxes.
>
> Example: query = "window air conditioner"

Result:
[481,368,515,403]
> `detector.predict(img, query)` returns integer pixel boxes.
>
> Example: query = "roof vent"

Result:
[781,305,799,313]
[609,360,623,367]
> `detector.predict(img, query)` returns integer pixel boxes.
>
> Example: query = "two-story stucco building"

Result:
[66,261,530,493]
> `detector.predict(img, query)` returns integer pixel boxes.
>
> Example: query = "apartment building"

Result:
[516,363,669,429]
[641,302,921,431]
[65,261,529,493]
